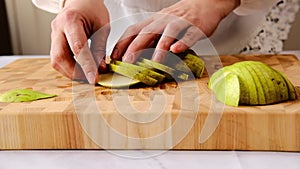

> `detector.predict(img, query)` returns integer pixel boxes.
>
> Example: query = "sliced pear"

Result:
[249,62,277,104]
[224,65,250,105]
[209,70,240,107]
[109,64,158,86]
[140,58,189,80]
[234,62,258,105]
[259,63,289,103]
[98,73,140,88]
[209,61,297,106]
[244,62,266,105]
[113,61,165,83]
[178,53,205,78]
[0,89,56,103]
[274,70,297,100]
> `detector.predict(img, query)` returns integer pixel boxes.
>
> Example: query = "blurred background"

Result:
[0,0,299,56]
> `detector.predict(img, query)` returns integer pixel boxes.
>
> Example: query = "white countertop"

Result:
[0,53,300,169]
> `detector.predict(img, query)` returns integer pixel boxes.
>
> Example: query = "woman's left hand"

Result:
[111,0,240,63]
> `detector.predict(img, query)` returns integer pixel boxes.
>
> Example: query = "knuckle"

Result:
[167,22,181,33]
[62,10,80,22]
[51,10,81,31]
[158,39,171,50]
[126,25,140,36]
[140,26,154,34]
[51,19,59,30]
[72,41,84,56]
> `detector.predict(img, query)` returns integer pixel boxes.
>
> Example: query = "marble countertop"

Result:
[0,53,300,169]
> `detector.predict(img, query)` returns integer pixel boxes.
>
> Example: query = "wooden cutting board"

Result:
[0,54,299,151]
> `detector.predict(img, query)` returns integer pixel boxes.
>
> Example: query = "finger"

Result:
[170,25,204,53]
[121,20,168,63]
[111,19,153,61]
[50,29,86,80]
[152,20,190,62]
[98,60,108,73]
[90,23,111,73]
[122,33,160,63]
[64,22,98,84]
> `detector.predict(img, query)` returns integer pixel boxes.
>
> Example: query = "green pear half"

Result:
[209,61,297,106]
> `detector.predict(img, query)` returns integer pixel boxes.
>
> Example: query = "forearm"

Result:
[234,0,280,15]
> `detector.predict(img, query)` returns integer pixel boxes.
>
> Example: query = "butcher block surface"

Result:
[0,54,299,151]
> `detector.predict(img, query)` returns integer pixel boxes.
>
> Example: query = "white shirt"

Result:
[31,0,279,55]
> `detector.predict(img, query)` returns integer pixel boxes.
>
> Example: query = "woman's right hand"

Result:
[50,0,110,84]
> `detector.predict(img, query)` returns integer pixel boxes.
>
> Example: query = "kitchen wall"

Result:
[3,0,300,55]
[5,0,55,55]
[0,0,12,55]
[284,9,300,50]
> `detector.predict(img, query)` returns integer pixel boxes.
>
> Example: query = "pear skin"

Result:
[109,64,158,86]
[0,89,56,103]
[234,62,259,105]
[244,62,266,105]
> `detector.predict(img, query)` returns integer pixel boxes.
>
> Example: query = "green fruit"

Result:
[209,69,240,106]
[209,61,297,106]
[233,62,258,105]
[222,65,250,105]
[275,70,297,100]
[140,58,190,80]
[249,62,278,104]
[0,89,56,103]
[173,53,205,78]
[136,61,154,69]
[113,61,165,83]
[244,62,266,105]
[259,63,289,103]
[98,73,140,88]
[109,64,158,86]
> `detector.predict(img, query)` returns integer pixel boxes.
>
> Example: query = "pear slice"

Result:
[209,70,240,107]
[249,62,277,104]
[174,53,205,78]
[233,62,258,105]
[274,70,297,100]
[244,62,266,105]
[109,64,158,86]
[259,63,289,103]
[113,61,165,83]
[0,89,56,103]
[140,58,189,80]
[224,65,250,105]
[98,73,140,88]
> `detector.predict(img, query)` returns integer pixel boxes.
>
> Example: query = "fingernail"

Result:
[87,72,96,84]
[111,48,119,60]
[171,44,182,53]
[152,53,162,62]
[122,54,133,63]
[99,61,108,73]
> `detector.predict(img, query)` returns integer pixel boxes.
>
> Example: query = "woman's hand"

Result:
[50,0,110,84]
[111,0,240,63]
